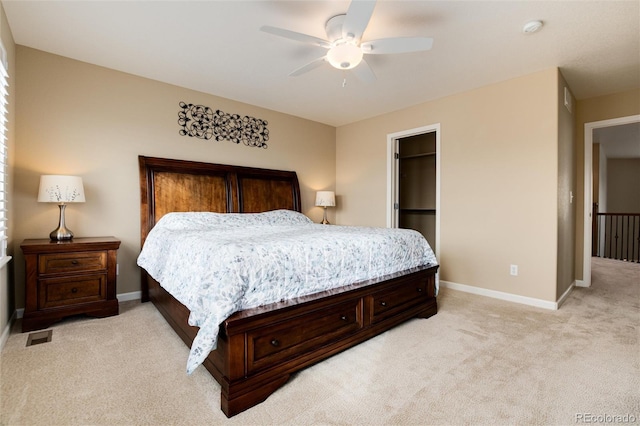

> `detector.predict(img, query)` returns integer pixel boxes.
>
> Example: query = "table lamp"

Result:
[315,191,335,225]
[38,175,85,240]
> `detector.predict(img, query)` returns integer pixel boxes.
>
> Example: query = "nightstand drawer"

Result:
[21,237,121,332]
[38,274,107,309]
[38,251,107,275]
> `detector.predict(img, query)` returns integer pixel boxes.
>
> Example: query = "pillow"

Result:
[155,209,312,231]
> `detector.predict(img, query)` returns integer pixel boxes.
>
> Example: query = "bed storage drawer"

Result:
[246,298,363,374]
[370,278,431,324]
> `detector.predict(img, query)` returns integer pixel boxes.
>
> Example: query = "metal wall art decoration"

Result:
[178,101,269,149]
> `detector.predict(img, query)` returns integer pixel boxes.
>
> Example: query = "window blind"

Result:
[0,43,8,260]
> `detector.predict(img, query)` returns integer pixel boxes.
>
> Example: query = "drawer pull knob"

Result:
[380,301,387,307]
[417,288,423,292]
[71,288,78,293]
[71,260,79,265]
[270,339,279,347]
[340,315,347,321]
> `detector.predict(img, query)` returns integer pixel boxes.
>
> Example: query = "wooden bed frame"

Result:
[138,155,438,417]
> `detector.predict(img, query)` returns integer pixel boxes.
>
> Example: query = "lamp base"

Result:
[50,204,74,241]
[50,227,74,241]
[321,207,330,225]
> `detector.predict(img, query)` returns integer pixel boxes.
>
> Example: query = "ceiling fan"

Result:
[260,0,433,83]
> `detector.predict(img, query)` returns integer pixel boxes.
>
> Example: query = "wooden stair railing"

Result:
[592,203,640,263]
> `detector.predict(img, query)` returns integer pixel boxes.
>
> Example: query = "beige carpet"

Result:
[1,257,638,425]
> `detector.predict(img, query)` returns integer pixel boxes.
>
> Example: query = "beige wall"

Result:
[337,69,560,302]
[574,89,640,280]
[556,70,576,299]
[607,158,640,213]
[13,47,336,309]
[7,45,636,318]
[0,4,15,338]
[597,143,609,212]
[593,143,600,205]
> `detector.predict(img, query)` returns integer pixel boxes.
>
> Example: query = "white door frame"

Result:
[386,123,441,256]
[581,114,640,287]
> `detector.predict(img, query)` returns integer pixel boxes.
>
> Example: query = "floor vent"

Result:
[26,330,52,347]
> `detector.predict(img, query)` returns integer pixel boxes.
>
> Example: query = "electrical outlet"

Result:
[510,265,518,276]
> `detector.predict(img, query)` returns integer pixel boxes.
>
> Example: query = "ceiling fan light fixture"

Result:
[261,0,434,81]
[327,42,363,70]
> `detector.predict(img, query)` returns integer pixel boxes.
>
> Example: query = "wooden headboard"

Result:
[139,156,301,301]
[139,156,301,246]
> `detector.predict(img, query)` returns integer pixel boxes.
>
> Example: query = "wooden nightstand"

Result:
[20,237,121,332]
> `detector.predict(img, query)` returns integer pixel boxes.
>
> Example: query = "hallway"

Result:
[588,256,639,305]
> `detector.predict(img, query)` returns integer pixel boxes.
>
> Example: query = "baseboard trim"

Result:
[1,291,142,351]
[575,279,589,288]
[117,291,141,302]
[556,281,575,309]
[440,280,558,310]
[11,291,141,324]
[0,309,16,351]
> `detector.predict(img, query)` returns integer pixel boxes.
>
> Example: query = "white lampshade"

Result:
[315,191,336,207]
[38,175,85,203]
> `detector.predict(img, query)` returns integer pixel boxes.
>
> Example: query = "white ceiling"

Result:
[594,122,640,159]
[2,0,639,127]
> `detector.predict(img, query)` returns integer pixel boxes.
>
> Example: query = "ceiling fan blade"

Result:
[261,25,331,48]
[342,0,377,42]
[361,37,434,54]
[289,56,328,77]
[350,58,376,83]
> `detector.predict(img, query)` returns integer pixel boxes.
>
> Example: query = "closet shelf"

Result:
[399,152,436,160]
[399,208,436,212]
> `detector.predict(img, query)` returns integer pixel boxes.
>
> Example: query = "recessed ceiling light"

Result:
[523,20,544,34]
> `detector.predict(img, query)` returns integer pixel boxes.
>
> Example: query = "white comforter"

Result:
[137,210,437,373]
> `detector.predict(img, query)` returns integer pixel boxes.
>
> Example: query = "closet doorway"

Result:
[387,124,440,256]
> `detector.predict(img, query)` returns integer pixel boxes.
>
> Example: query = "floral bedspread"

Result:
[137,210,437,374]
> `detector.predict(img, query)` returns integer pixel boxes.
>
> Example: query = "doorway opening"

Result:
[582,114,640,287]
[387,124,440,257]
